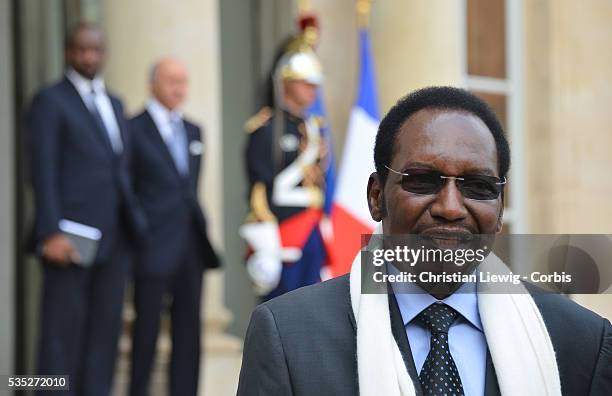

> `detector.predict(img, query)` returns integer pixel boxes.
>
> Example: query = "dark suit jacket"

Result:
[27,77,146,263]
[129,110,219,275]
[238,274,612,396]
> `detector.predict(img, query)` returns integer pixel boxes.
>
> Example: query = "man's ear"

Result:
[367,172,384,222]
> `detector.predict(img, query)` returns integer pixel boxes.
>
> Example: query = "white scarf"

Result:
[350,226,562,396]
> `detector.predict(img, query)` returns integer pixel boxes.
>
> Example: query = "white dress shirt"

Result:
[66,68,123,153]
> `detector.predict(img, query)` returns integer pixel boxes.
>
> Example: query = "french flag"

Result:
[328,28,380,277]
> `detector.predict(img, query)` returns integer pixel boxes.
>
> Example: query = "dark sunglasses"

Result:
[384,165,506,200]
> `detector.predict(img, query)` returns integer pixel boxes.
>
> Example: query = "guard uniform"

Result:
[244,106,328,299]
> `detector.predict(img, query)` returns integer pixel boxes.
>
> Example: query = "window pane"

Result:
[467,0,506,78]
[472,91,507,131]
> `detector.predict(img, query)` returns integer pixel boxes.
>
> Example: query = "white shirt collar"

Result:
[146,98,184,144]
[390,264,483,332]
[146,98,182,124]
[66,68,105,97]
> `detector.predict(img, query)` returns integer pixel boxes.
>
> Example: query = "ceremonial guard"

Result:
[241,24,332,300]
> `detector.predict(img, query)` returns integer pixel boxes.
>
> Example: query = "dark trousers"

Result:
[129,247,204,396]
[37,240,130,396]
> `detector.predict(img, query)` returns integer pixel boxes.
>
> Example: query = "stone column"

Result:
[0,0,15,377]
[548,0,612,320]
[524,0,612,319]
[101,0,242,393]
[370,0,463,112]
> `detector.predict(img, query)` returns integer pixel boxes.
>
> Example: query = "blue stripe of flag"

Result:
[355,29,380,121]
[308,90,336,215]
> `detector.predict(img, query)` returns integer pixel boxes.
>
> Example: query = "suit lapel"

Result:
[61,78,114,155]
[346,290,424,395]
[143,110,185,179]
[109,96,126,154]
[185,124,200,185]
[484,348,501,396]
[389,293,424,396]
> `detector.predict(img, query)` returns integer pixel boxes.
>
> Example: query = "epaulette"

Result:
[244,106,273,134]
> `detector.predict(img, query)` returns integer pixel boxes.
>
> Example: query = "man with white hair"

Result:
[128,57,219,396]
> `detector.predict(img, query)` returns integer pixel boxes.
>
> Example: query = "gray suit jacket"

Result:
[237,275,612,396]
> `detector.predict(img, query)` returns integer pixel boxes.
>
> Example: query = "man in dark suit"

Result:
[28,23,145,395]
[237,87,612,396]
[128,57,220,396]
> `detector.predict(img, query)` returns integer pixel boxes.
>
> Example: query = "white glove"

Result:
[239,221,302,295]
[245,252,283,296]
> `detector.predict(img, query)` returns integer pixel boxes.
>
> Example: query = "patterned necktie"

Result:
[417,302,465,396]
[169,115,189,176]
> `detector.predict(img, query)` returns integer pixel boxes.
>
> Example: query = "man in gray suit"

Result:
[237,87,611,396]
